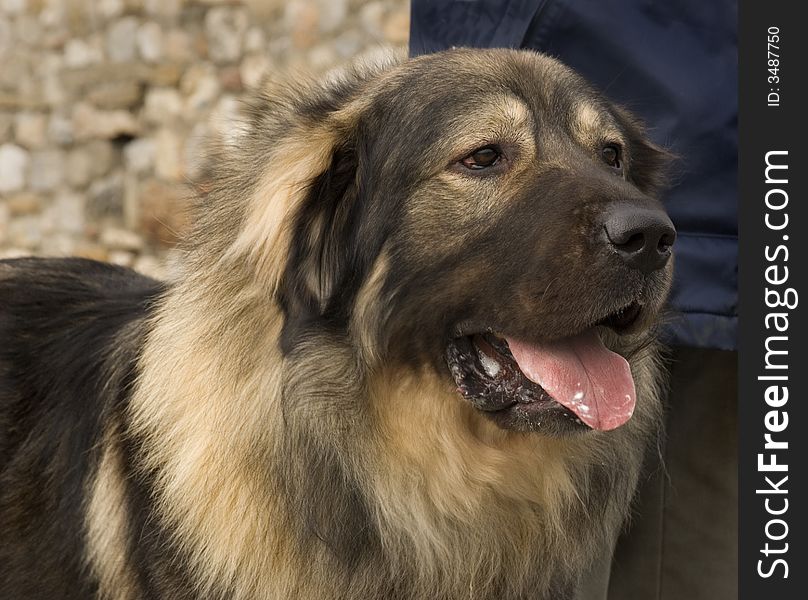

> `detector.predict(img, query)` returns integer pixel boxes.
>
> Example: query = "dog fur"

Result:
[0,49,673,599]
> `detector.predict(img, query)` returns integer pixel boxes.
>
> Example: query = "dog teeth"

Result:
[477,348,501,378]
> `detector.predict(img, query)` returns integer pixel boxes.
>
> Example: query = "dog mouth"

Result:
[446,302,643,434]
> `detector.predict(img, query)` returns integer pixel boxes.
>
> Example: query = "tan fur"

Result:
[365,367,579,593]
[405,113,539,261]
[121,318,660,600]
[225,129,343,293]
[369,346,661,595]
[81,49,670,599]
[572,102,624,149]
[120,282,661,600]
[351,249,392,365]
[85,429,139,600]
[128,283,293,600]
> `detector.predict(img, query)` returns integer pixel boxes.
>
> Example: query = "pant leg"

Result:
[573,541,617,600]
[608,347,738,600]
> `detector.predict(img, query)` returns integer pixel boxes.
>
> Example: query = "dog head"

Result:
[205,48,674,436]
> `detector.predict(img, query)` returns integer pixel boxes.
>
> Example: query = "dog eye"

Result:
[601,144,622,170]
[460,146,502,170]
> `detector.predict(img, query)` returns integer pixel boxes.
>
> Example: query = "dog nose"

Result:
[603,205,676,274]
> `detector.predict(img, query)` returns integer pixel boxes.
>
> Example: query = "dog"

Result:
[0,49,675,599]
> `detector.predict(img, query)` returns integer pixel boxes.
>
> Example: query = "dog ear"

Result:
[610,105,676,195]
[278,135,375,341]
[204,53,398,300]
[200,56,401,349]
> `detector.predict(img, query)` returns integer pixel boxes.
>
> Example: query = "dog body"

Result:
[0,49,673,599]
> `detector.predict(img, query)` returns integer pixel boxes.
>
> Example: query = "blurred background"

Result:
[0,0,409,278]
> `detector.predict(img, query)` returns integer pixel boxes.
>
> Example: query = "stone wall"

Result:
[0,0,409,277]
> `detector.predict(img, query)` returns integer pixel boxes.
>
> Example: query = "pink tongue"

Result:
[506,331,636,431]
